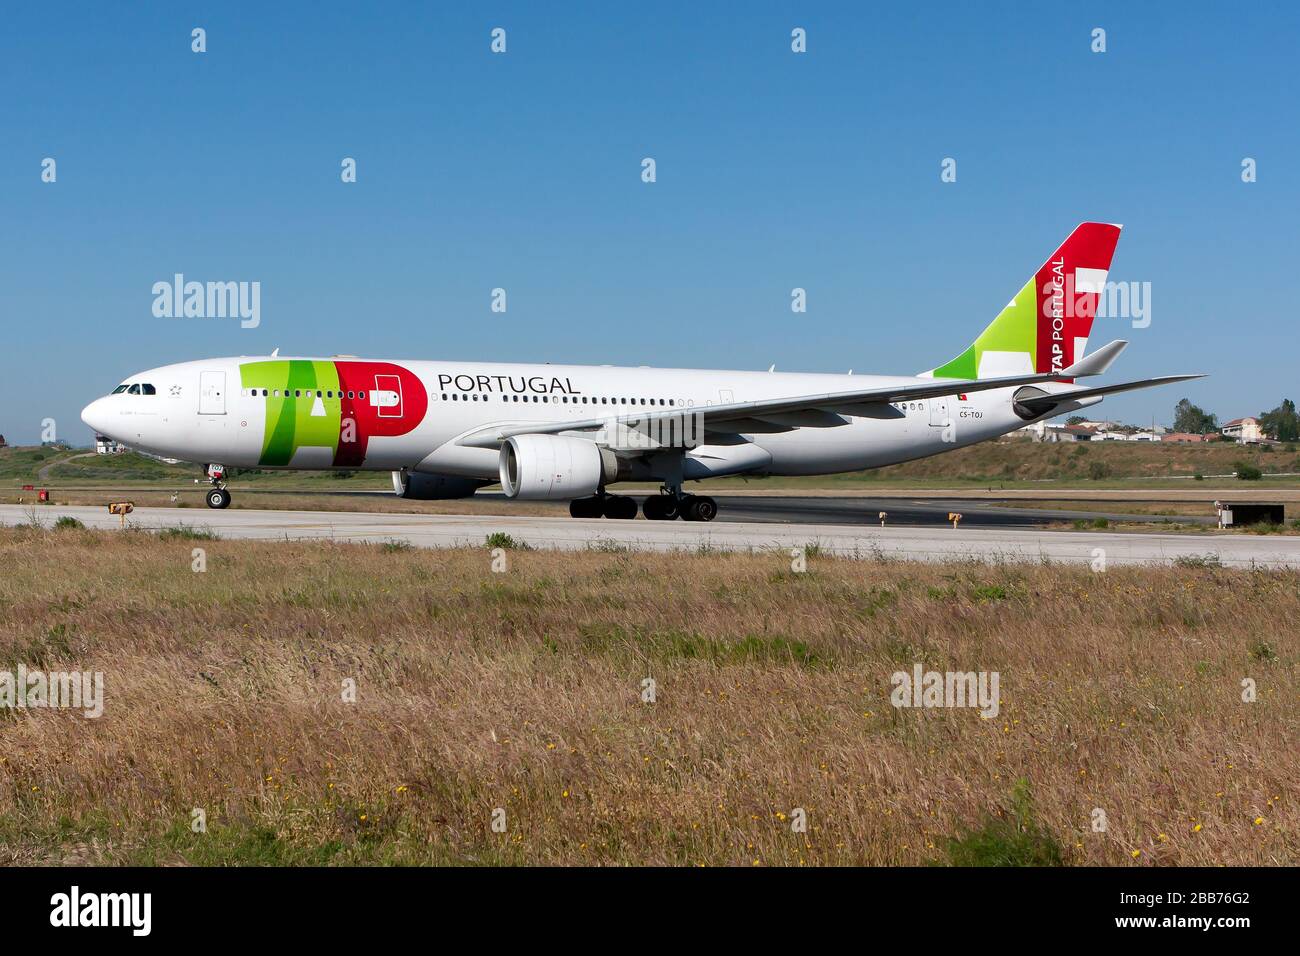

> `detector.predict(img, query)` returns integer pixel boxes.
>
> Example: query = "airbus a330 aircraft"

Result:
[82,223,1199,521]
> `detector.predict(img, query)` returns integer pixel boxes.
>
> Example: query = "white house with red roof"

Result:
[1222,417,1265,443]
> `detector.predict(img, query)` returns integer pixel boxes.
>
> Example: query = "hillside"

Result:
[0,447,193,483]
[834,438,1300,484]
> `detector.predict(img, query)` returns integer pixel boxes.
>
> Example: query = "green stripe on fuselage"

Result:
[239,360,342,466]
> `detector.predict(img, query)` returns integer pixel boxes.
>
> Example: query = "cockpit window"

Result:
[141,384,156,395]
[112,385,128,394]
[127,384,141,394]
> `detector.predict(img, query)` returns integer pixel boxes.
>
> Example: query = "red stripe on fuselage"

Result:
[332,361,428,467]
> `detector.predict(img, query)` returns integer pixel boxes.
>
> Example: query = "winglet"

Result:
[1060,339,1127,378]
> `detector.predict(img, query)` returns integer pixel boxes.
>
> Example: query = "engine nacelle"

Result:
[1011,386,1052,421]
[498,434,618,500]
[392,470,488,500]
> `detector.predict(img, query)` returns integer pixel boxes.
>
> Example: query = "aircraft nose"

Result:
[81,396,114,435]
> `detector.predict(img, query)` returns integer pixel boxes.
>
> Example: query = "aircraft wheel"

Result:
[602,495,638,520]
[569,497,603,518]
[642,495,678,520]
[684,495,717,522]
[206,488,231,510]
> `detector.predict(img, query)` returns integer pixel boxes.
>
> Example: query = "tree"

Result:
[1173,398,1218,435]
[1065,415,1087,426]
[1258,399,1299,442]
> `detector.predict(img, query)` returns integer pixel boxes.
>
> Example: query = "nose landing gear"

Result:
[202,464,231,509]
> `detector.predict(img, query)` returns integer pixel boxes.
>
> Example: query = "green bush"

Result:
[942,779,1062,867]
[54,516,85,530]
[158,524,219,541]
[1250,641,1278,662]
[1234,462,1263,481]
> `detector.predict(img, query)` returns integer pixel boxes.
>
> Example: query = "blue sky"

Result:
[3,1,1296,443]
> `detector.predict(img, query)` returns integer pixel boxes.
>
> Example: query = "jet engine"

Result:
[392,470,489,500]
[498,434,618,500]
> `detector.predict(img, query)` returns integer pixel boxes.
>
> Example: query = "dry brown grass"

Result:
[0,526,1294,866]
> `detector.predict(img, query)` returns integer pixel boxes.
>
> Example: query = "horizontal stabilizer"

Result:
[1061,339,1127,378]
[1017,374,1206,412]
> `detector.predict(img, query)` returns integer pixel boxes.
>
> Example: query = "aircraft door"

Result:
[928,397,949,427]
[373,374,403,418]
[199,371,227,415]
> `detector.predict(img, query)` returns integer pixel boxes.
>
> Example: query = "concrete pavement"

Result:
[4,502,1298,568]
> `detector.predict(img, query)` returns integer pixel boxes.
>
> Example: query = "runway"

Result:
[45,487,1208,529]
[5,502,1297,568]
[708,495,1212,528]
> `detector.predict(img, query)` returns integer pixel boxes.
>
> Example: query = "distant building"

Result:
[1007,422,1048,441]
[1163,432,1209,443]
[95,434,124,455]
[1222,417,1265,443]
[0,433,6,448]
[1043,424,1100,442]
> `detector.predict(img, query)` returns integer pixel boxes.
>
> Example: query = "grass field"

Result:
[0,525,1293,866]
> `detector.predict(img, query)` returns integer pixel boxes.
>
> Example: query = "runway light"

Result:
[878,511,888,526]
[948,512,962,528]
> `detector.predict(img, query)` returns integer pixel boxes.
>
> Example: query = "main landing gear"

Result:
[650,482,717,522]
[569,488,717,522]
[203,464,231,509]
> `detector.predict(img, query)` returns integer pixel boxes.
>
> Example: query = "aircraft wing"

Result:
[457,340,1195,449]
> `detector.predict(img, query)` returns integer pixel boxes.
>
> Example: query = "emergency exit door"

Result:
[928,397,949,427]
[199,371,226,415]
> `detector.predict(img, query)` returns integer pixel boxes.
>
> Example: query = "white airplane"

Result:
[81,223,1200,521]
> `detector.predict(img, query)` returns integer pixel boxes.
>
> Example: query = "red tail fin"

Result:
[1035,222,1122,375]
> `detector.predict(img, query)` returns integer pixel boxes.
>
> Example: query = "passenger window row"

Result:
[440,394,677,407]
[240,389,367,400]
